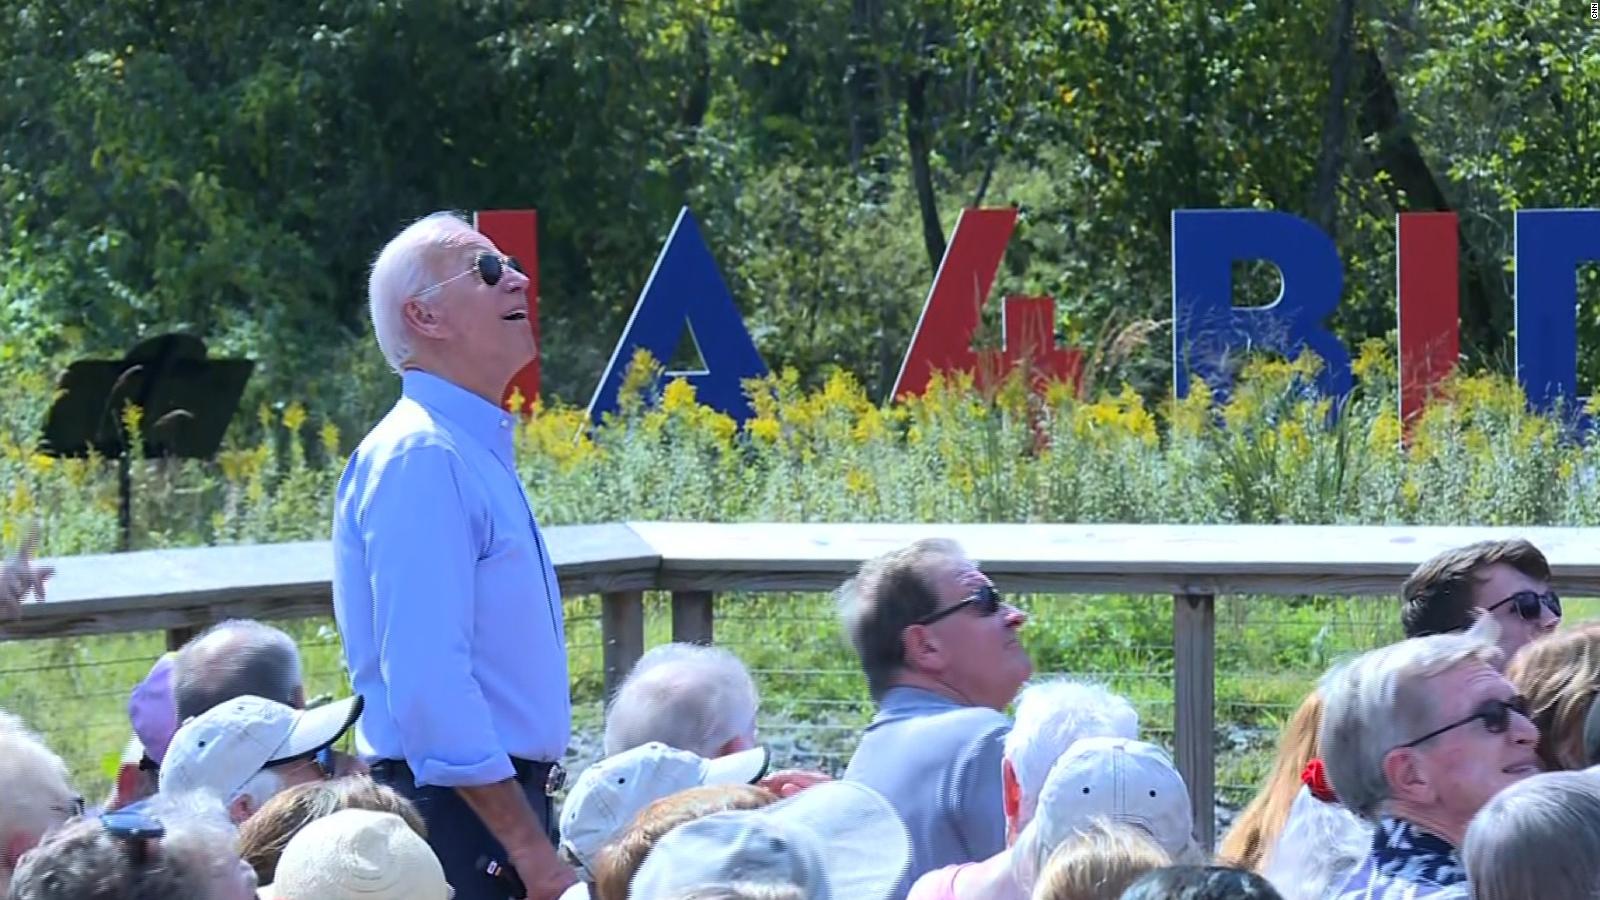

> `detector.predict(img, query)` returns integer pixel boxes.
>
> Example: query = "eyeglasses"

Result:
[100,809,165,868]
[1399,695,1531,749]
[914,583,1005,626]
[414,251,525,298]
[1486,589,1562,621]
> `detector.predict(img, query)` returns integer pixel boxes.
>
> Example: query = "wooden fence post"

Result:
[670,591,715,645]
[1173,592,1217,851]
[166,624,203,652]
[602,591,645,700]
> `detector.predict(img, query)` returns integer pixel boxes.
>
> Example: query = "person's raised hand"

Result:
[1,525,54,620]
[758,768,833,799]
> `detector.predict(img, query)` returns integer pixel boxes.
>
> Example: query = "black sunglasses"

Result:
[914,583,1005,626]
[1400,695,1531,749]
[1486,589,1561,621]
[415,251,525,297]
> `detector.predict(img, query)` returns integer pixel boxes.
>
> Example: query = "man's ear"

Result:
[1002,758,1022,826]
[1382,746,1431,806]
[901,624,941,675]
[401,296,448,339]
[227,795,254,826]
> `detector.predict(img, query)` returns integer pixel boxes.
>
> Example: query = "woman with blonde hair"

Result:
[237,774,427,885]
[1506,621,1600,770]
[1029,819,1169,900]
[1217,691,1324,870]
[593,783,778,900]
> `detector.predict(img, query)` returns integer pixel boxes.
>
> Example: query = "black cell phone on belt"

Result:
[478,856,526,898]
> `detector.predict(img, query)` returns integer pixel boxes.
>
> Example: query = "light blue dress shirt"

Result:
[332,370,570,787]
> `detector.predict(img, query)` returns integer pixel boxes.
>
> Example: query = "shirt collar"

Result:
[877,685,965,713]
[1370,816,1466,885]
[402,369,515,456]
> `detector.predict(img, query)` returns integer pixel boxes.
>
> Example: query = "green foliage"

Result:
[4,1,1599,428]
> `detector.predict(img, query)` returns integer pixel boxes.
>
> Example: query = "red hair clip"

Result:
[1301,758,1338,803]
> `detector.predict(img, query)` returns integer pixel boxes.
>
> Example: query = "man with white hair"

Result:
[839,539,1033,899]
[1321,623,1542,899]
[0,710,80,895]
[906,678,1139,899]
[334,211,572,899]
[159,693,361,824]
[605,643,761,759]
[9,791,258,900]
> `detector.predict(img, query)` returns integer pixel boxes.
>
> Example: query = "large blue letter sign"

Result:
[588,207,769,423]
[1171,210,1352,400]
[1514,210,1600,419]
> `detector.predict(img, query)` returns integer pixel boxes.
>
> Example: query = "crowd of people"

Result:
[1,213,1595,899]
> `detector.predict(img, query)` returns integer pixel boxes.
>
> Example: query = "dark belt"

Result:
[371,757,566,796]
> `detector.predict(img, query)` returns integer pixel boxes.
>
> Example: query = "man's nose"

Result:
[1003,604,1028,627]
[501,264,530,292]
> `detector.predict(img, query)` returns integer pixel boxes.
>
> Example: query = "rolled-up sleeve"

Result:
[357,442,515,787]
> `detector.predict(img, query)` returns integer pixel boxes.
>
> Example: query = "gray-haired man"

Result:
[839,539,1032,898]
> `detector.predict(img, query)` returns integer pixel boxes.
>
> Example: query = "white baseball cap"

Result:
[259,808,448,900]
[559,741,771,875]
[1014,736,1195,884]
[629,780,909,900]
[160,694,363,800]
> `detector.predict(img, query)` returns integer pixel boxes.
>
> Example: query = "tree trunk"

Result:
[671,24,711,197]
[1356,46,1503,359]
[1311,0,1358,236]
[906,65,944,273]
[847,0,884,179]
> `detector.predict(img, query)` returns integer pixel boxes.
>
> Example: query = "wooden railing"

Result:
[12,521,1600,849]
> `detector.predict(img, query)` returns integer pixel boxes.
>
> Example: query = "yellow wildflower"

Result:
[845,468,872,494]
[1352,338,1393,382]
[123,402,145,436]
[256,403,273,432]
[281,402,307,433]
[852,407,887,444]
[27,453,55,474]
[661,378,698,414]
[320,422,341,459]
[1369,408,1401,451]
[747,416,782,444]
[701,411,737,445]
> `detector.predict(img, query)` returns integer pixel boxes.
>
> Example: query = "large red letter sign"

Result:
[893,208,1082,398]
[475,209,540,413]
[1397,212,1460,423]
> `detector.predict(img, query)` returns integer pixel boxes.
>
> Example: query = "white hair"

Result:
[0,709,76,847]
[9,790,245,900]
[1259,785,1372,900]
[1003,678,1139,824]
[604,643,760,758]
[1464,770,1600,900]
[368,211,477,373]
[1317,619,1501,821]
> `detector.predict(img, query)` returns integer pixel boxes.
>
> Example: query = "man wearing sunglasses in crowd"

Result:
[334,213,574,900]
[838,539,1032,900]
[1320,620,1542,899]
[1400,538,1560,666]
